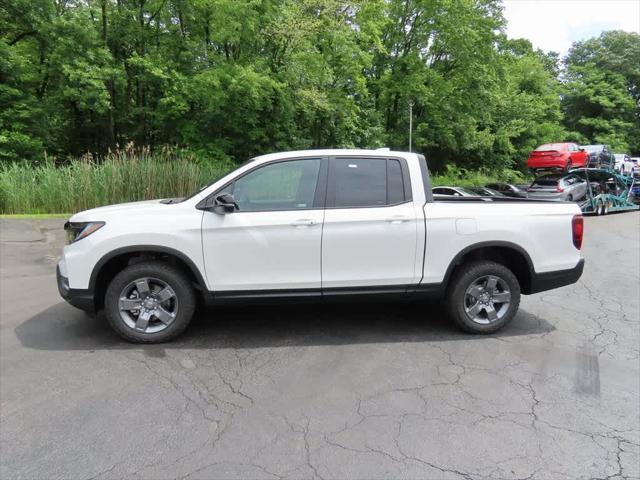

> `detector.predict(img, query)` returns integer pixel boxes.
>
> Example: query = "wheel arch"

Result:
[90,246,207,311]
[442,241,535,295]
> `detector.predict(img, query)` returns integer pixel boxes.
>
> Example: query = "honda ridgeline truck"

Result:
[57,150,585,342]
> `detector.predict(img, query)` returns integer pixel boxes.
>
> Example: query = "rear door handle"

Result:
[291,219,317,227]
[386,215,410,224]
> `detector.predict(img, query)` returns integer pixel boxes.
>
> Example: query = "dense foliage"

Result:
[1,0,639,171]
[562,31,640,154]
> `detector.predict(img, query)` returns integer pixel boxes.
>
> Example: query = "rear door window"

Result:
[387,159,406,204]
[328,158,409,208]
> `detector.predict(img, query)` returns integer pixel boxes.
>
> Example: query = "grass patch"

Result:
[0,146,234,214]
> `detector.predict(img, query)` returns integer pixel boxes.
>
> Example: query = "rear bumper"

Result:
[56,265,95,313]
[527,192,564,201]
[527,159,566,169]
[528,259,584,294]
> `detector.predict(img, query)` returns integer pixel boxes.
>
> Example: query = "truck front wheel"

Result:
[104,262,196,343]
[445,261,521,334]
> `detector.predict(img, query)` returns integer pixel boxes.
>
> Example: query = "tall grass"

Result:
[0,149,529,214]
[0,145,233,214]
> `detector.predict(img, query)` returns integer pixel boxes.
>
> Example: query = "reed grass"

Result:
[0,145,233,214]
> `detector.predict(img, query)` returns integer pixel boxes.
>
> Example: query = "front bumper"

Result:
[56,265,95,313]
[528,258,585,294]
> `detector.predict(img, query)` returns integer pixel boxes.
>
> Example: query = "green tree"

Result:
[2,0,636,171]
[489,38,566,170]
[563,31,640,153]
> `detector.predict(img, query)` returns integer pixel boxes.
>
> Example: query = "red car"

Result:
[527,143,588,171]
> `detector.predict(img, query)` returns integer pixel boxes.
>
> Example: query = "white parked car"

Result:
[58,149,585,342]
[622,157,638,176]
[614,153,630,173]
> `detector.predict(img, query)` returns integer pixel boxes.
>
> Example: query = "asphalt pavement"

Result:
[1,213,639,480]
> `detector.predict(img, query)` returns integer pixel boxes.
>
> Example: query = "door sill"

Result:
[207,283,443,304]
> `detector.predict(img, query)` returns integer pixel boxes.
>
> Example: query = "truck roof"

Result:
[254,149,419,162]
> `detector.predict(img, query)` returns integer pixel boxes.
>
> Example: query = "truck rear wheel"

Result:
[445,261,521,334]
[104,262,196,343]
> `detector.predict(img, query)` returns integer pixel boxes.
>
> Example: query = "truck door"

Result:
[321,156,420,290]
[201,157,326,292]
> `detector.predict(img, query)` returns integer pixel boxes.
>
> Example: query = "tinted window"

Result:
[535,143,566,151]
[433,188,456,195]
[582,145,602,153]
[387,159,405,204]
[231,159,321,211]
[532,176,560,187]
[329,158,407,208]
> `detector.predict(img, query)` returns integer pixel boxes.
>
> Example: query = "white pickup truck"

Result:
[57,149,585,343]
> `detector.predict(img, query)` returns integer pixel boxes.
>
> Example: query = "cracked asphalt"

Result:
[1,213,639,480]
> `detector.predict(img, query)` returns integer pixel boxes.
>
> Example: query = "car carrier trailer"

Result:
[569,168,639,215]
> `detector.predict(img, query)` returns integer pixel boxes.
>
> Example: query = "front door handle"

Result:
[386,215,410,224]
[291,219,317,227]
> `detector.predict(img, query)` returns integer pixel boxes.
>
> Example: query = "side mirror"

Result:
[213,193,238,214]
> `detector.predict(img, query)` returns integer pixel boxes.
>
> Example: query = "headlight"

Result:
[64,221,105,244]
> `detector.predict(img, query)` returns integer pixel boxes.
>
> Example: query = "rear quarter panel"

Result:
[422,201,583,284]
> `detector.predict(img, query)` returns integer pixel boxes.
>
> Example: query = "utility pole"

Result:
[408,101,413,152]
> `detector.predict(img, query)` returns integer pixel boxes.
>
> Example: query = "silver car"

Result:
[527,174,587,202]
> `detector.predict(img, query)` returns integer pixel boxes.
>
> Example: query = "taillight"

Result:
[556,185,564,192]
[572,215,584,250]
